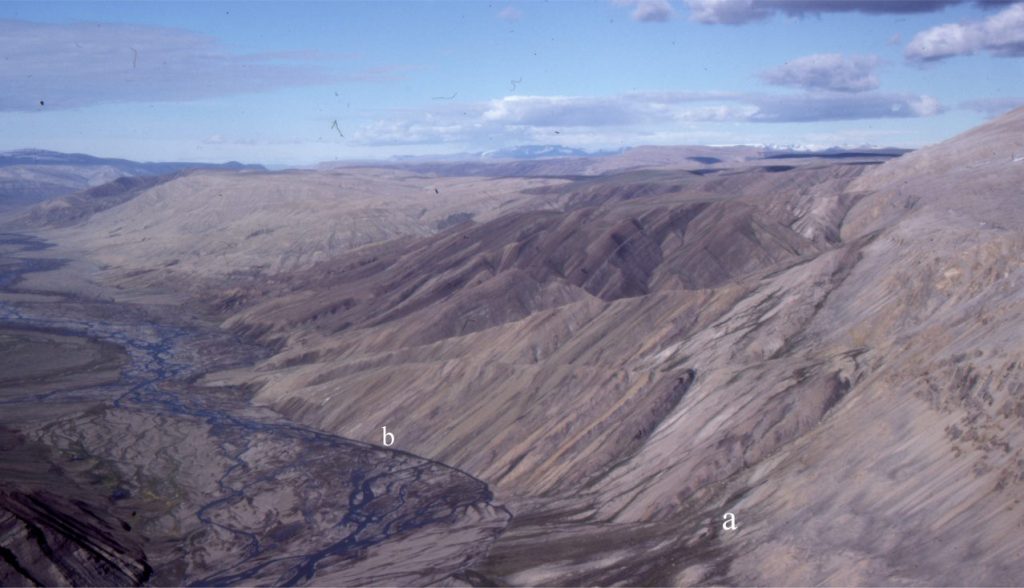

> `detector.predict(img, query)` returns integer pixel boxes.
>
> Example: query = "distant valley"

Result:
[0,149,264,212]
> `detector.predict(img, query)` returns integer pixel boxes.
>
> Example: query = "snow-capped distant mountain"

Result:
[761,144,911,159]
[756,143,911,156]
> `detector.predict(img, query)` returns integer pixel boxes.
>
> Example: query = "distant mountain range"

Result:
[331,143,909,178]
[0,149,264,174]
[762,145,912,159]
[0,149,264,212]
[385,143,907,164]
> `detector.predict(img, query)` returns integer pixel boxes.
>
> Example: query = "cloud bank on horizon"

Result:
[352,91,943,147]
[1,1,1022,165]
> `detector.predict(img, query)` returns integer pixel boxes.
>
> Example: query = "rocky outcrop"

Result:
[0,490,150,587]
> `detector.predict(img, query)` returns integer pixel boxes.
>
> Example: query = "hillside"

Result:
[14,168,574,281]
[195,107,1024,584]
[0,149,264,213]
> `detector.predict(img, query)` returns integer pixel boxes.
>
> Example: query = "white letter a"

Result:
[723,512,737,531]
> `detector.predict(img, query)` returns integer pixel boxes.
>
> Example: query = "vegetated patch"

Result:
[761,165,796,173]
[688,156,722,165]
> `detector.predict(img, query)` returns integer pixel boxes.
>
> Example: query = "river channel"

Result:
[0,232,509,586]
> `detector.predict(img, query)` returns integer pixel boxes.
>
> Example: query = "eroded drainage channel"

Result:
[0,233,510,586]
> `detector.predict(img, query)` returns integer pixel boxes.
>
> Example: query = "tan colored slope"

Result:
[842,105,1024,239]
[41,167,570,277]
[30,156,869,296]
[579,145,765,175]
[205,161,868,502]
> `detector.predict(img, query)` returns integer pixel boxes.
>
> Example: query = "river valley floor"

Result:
[0,232,510,586]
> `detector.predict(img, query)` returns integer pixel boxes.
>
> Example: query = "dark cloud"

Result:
[768,0,961,15]
[684,0,983,25]
[0,19,391,111]
[906,3,1024,61]
[760,54,881,93]
[976,0,1020,7]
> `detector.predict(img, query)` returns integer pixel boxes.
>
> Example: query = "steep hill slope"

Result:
[205,108,1024,584]
[205,157,867,504]
[27,157,873,289]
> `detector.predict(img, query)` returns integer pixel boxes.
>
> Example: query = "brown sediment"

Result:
[0,327,126,392]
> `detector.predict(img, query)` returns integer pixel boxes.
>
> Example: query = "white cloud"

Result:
[673,104,760,121]
[351,90,944,146]
[613,0,675,22]
[750,92,943,121]
[684,0,768,24]
[201,134,272,146]
[482,95,651,126]
[906,2,1024,61]
[760,54,881,93]
[498,6,523,21]
[908,95,944,116]
[907,23,984,60]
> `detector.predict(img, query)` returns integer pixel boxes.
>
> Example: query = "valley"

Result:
[1,107,1023,585]
[0,234,509,586]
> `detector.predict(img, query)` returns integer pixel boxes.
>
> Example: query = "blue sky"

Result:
[1,1,1022,165]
